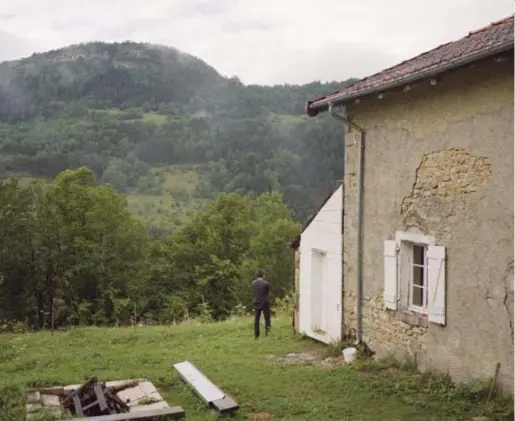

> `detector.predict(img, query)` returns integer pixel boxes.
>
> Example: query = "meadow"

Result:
[0,315,512,421]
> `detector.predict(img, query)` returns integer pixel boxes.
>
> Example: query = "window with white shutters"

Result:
[383,231,446,326]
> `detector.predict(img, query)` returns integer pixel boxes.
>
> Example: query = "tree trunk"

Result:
[36,291,44,329]
[50,297,54,335]
[47,294,54,333]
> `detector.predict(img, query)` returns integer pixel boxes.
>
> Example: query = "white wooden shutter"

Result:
[383,240,398,310]
[427,245,446,325]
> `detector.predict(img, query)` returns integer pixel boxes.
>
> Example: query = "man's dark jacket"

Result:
[251,277,270,309]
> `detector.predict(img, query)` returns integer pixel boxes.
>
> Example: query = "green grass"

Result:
[0,316,512,421]
[267,113,307,137]
[94,108,169,124]
[140,112,169,124]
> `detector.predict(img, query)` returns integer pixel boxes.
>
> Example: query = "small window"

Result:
[410,244,427,312]
[383,232,446,325]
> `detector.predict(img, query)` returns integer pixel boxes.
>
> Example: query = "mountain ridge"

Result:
[0,41,357,229]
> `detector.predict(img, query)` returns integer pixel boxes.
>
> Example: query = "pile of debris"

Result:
[61,377,134,416]
[26,377,185,420]
[25,363,240,420]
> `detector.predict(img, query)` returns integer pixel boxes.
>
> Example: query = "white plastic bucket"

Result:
[342,347,357,362]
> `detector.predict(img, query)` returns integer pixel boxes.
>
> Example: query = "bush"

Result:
[273,291,295,314]
[0,384,25,421]
[196,299,212,323]
[170,185,191,202]
[0,320,29,334]
[230,303,249,318]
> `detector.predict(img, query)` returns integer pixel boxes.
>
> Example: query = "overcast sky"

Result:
[0,0,512,85]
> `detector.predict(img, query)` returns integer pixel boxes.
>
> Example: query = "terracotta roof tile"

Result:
[307,15,514,114]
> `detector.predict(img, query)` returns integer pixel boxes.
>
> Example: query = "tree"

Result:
[239,193,300,307]
[0,168,149,329]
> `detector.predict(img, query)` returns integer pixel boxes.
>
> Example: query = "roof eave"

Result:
[305,41,514,117]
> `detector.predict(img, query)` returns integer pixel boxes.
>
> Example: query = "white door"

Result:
[310,250,327,333]
[325,250,342,343]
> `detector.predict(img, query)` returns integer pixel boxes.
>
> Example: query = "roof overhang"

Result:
[305,41,514,117]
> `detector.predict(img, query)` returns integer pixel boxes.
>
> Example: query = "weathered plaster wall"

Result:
[342,56,514,390]
[294,248,300,333]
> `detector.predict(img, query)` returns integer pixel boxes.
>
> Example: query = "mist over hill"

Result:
[0,41,358,229]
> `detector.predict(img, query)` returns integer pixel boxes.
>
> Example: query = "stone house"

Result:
[293,16,514,390]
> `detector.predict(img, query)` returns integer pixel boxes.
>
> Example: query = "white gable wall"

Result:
[298,185,343,344]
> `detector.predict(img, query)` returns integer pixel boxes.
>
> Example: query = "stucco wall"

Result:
[298,185,343,343]
[342,55,514,390]
[294,248,300,332]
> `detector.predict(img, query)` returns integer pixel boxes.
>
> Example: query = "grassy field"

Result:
[94,108,169,124]
[126,164,209,231]
[0,316,512,421]
[5,164,209,232]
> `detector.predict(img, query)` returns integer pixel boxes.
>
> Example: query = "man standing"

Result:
[252,269,271,339]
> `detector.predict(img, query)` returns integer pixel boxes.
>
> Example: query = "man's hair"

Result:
[255,269,265,278]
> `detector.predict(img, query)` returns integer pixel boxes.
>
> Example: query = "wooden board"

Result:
[173,361,239,414]
[212,396,240,414]
[173,361,224,404]
[61,406,185,421]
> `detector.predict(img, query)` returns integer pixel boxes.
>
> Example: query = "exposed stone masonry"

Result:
[401,148,492,235]
[343,292,428,359]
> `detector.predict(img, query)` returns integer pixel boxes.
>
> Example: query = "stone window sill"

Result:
[396,309,428,328]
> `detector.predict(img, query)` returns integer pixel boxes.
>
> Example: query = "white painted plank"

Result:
[383,240,398,310]
[427,245,446,325]
[173,361,225,403]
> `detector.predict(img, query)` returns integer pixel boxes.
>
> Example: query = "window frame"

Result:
[395,231,435,316]
[407,243,428,314]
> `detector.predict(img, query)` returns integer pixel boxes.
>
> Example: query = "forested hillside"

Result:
[0,168,299,329]
[0,42,357,328]
[0,41,357,230]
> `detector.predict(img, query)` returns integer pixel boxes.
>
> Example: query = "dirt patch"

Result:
[268,352,346,368]
[317,356,346,368]
[248,412,271,420]
[268,351,320,364]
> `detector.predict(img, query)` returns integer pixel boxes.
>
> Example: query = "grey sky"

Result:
[0,0,512,85]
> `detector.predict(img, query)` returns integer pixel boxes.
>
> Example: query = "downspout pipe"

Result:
[329,103,365,344]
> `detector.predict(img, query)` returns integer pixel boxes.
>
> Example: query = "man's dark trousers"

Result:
[254,303,271,338]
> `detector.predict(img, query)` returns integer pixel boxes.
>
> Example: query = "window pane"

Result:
[412,285,424,307]
[412,264,424,287]
[413,245,425,266]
